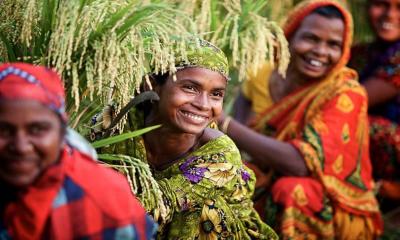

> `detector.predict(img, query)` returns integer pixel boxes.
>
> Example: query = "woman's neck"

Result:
[375,37,400,46]
[270,68,306,103]
[143,127,200,170]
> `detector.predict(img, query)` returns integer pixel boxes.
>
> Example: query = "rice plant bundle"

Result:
[0,0,197,221]
[1,0,194,112]
[169,0,290,79]
[0,0,290,224]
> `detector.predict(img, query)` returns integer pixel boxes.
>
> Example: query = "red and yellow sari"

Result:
[250,0,383,239]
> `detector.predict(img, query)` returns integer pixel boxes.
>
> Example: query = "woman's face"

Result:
[289,13,344,81]
[0,100,64,188]
[155,67,226,135]
[369,0,400,42]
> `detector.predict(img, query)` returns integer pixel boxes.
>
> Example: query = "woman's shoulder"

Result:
[200,127,224,142]
[339,68,367,96]
[330,67,366,96]
[63,149,147,220]
[200,128,238,151]
[197,128,242,164]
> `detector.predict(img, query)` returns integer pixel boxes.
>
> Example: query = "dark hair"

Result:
[136,72,170,117]
[312,5,344,20]
[148,72,170,86]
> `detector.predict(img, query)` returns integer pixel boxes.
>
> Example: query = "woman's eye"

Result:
[0,125,12,137]
[372,1,388,8]
[303,35,317,43]
[211,90,224,98]
[182,85,197,92]
[29,125,48,135]
[329,42,342,50]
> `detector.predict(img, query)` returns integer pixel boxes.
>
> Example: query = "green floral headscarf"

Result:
[174,38,229,80]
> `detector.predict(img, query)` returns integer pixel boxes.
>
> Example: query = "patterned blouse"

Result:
[150,135,277,239]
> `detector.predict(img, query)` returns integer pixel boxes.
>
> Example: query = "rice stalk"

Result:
[98,154,170,223]
[169,0,290,80]
[6,0,195,120]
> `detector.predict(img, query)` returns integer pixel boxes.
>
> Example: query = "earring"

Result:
[208,121,218,130]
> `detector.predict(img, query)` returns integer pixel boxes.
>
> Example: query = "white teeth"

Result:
[309,59,323,67]
[382,22,395,30]
[183,112,206,121]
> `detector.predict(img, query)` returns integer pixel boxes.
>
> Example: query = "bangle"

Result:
[221,116,232,134]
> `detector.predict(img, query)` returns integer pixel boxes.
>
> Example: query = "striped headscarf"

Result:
[0,62,67,122]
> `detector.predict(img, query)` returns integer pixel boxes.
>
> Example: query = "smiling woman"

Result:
[221,0,383,239]
[94,38,278,239]
[0,63,156,239]
[143,39,277,239]
[287,11,344,81]
[0,100,64,188]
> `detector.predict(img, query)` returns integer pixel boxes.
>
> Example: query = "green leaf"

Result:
[97,154,144,163]
[97,154,123,161]
[34,0,58,56]
[89,1,136,42]
[115,5,167,39]
[91,124,161,148]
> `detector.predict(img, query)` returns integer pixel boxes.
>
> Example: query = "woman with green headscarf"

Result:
[94,38,277,239]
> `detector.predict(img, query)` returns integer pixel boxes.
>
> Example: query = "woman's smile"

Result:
[4,157,37,174]
[301,56,328,73]
[180,110,209,124]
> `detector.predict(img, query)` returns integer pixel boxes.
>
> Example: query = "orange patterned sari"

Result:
[250,0,383,239]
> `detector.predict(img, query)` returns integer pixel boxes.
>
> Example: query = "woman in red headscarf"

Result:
[220,0,383,239]
[0,63,156,239]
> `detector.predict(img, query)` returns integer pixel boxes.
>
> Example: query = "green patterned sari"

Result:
[150,135,277,239]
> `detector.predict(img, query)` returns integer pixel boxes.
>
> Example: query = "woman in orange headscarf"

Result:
[220,0,383,239]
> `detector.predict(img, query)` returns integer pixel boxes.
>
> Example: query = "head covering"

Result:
[0,62,67,122]
[173,38,229,80]
[282,0,353,71]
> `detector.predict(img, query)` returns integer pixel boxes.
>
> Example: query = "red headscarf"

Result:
[0,62,67,121]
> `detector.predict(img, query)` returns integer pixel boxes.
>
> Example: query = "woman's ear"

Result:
[153,83,162,96]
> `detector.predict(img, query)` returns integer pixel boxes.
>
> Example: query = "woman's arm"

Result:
[222,116,309,176]
[223,82,369,181]
[363,76,399,107]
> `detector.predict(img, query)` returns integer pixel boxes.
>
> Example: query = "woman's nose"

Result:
[10,131,34,154]
[193,93,211,110]
[312,42,328,56]
[385,5,400,20]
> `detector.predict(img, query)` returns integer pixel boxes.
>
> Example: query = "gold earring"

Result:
[208,121,218,129]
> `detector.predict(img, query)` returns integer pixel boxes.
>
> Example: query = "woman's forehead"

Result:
[296,13,345,36]
[167,67,227,88]
[0,100,60,122]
